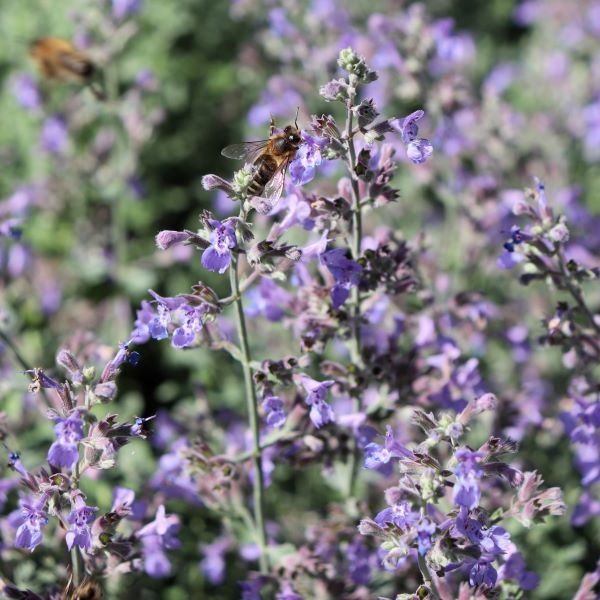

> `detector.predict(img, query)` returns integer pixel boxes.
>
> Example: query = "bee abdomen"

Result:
[248,155,277,196]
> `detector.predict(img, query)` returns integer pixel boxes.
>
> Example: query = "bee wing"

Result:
[58,50,95,79]
[221,140,269,163]
[262,156,291,203]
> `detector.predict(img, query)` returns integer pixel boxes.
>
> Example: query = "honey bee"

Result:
[30,37,105,100]
[63,577,103,600]
[221,111,303,204]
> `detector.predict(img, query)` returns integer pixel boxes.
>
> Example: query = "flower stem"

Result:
[417,552,440,599]
[229,252,269,573]
[71,546,81,588]
[344,87,363,498]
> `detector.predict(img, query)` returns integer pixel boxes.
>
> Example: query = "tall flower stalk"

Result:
[229,242,269,573]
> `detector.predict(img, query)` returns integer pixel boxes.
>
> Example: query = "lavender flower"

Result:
[262,396,286,428]
[137,505,182,578]
[40,115,68,156]
[453,449,484,509]
[289,133,325,186]
[201,219,237,274]
[320,248,362,308]
[112,0,142,20]
[66,496,98,551]
[397,110,433,164]
[14,496,48,552]
[363,425,414,469]
[47,411,84,470]
[11,74,40,111]
[299,375,335,428]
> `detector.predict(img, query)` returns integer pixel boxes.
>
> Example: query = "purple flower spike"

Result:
[299,375,335,428]
[66,496,98,551]
[47,411,84,470]
[201,220,237,274]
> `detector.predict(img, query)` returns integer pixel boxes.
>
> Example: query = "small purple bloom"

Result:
[469,558,498,587]
[363,425,414,469]
[400,110,424,144]
[131,415,156,436]
[406,138,434,164]
[289,132,324,186]
[299,375,335,428]
[245,278,292,322]
[11,75,40,111]
[40,115,68,155]
[320,248,362,309]
[201,220,237,274]
[397,110,433,164]
[416,518,436,555]
[137,505,182,578]
[374,500,419,530]
[15,497,48,552]
[262,396,286,429]
[47,411,84,470]
[453,449,484,510]
[171,305,207,348]
[66,497,98,551]
[112,0,142,20]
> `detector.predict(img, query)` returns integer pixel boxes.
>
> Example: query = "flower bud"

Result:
[548,222,569,244]
[94,381,118,403]
[319,78,348,102]
[232,165,254,194]
[352,98,379,128]
[337,47,378,83]
[201,174,235,196]
[155,230,190,250]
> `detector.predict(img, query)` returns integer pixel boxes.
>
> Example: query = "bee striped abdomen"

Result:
[248,154,278,196]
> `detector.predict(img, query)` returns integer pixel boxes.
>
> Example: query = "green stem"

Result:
[71,547,81,588]
[557,253,600,335]
[417,552,440,599]
[229,253,269,573]
[344,84,363,498]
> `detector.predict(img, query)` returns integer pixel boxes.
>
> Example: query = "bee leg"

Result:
[269,113,276,136]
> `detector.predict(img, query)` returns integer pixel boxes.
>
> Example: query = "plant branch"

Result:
[229,252,269,573]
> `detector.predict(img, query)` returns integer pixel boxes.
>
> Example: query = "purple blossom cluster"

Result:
[2,0,600,597]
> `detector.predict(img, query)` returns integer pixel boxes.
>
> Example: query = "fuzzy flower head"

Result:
[47,411,84,470]
[201,219,237,274]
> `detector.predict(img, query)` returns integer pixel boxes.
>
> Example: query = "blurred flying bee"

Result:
[221,111,303,203]
[30,37,106,100]
[64,576,103,600]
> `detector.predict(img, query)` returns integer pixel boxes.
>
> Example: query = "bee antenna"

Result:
[294,106,299,129]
